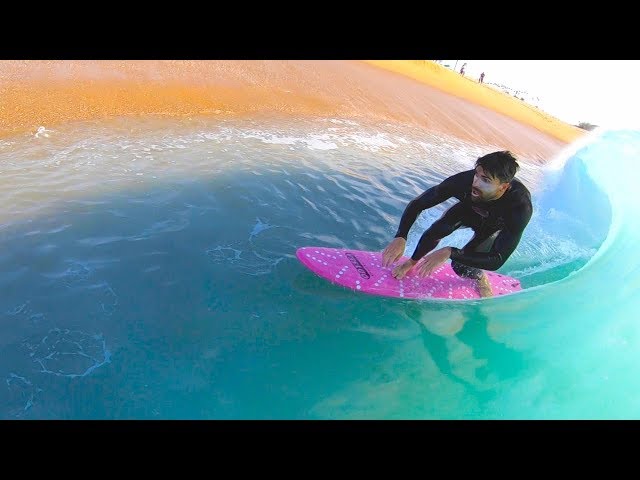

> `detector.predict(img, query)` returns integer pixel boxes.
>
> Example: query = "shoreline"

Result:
[364,60,585,144]
[1,60,572,163]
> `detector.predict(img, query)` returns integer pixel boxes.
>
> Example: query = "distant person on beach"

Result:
[479,72,485,83]
[460,63,466,76]
[381,151,532,297]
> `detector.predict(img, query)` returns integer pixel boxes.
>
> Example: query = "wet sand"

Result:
[0,60,578,163]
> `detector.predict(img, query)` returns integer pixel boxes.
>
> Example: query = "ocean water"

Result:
[0,114,636,419]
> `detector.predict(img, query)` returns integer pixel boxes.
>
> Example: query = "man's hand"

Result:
[415,247,452,277]
[382,237,406,268]
[392,259,417,279]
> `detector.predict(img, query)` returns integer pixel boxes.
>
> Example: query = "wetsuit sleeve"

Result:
[394,172,468,239]
[449,199,533,270]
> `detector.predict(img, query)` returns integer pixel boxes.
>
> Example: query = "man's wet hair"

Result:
[475,151,519,184]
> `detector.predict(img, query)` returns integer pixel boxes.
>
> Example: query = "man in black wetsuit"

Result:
[381,151,532,297]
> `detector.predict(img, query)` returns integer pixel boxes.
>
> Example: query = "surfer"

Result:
[381,151,532,297]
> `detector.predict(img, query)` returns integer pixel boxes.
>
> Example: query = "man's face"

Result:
[471,166,509,202]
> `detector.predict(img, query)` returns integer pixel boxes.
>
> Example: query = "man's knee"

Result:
[451,231,500,280]
[451,260,483,280]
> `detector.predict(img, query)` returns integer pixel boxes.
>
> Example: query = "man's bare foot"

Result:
[477,274,493,298]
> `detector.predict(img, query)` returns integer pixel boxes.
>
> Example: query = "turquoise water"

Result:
[0,115,636,419]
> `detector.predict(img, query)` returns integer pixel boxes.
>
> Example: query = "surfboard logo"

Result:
[345,253,371,279]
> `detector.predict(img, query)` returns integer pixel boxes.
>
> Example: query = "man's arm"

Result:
[449,200,533,270]
[394,171,469,239]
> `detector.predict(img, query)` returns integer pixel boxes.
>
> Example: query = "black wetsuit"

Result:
[394,169,533,279]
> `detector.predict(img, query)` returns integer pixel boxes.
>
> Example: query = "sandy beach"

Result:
[0,60,582,162]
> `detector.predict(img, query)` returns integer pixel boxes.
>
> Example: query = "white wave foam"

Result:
[206,243,284,276]
[27,328,112,379]
[345,133,397,152]
[304,137,339,150]
[34,126,53,138]
[328,119,361,126]
[260,136,299,145]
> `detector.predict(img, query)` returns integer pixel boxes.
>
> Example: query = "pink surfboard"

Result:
[296,247,522,300]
